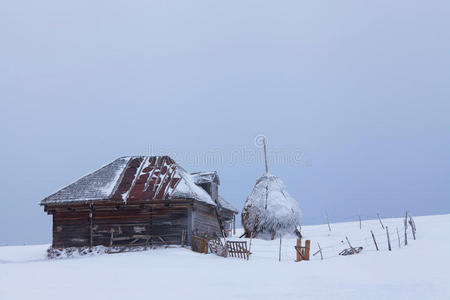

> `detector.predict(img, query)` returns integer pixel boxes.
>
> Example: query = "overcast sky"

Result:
[1,0,449,245]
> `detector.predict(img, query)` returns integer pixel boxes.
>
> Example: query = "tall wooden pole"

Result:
[265,185,268,210]
[263,137,269,174]
[359,215,362,229]
[263,137,269,210]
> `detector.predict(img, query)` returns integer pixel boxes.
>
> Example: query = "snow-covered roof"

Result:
[190,171,220,185]
[218,195,238,213]
[190,171,237,213]
[41,156,215,206]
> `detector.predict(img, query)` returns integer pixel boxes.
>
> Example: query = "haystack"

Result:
[241,137,302,239]
[241,174,302,239]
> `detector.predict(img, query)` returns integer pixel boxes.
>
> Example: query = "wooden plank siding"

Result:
[52,211,90,248]
[46,199,223,249]
[192,202,222,239]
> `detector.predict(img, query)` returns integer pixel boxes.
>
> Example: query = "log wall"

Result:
[52,211,90,248]
[192,202,222,239]
[47,200,224,249]
[49,202,191,248]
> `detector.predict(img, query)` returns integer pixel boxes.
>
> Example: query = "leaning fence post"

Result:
[346,236,357,254]
[371,230,379,251]
[404,211,408,229]
[386,226,391,251]
[377,213,385,229]
[404,211,408,246]
[396,227,401,248]
[409,215,417,233]
[317,242,323,260]
[409,216,416,240]
[326,211,331,231]
[404,224,408,246]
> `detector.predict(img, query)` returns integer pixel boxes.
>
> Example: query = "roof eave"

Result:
[40,198,109,206]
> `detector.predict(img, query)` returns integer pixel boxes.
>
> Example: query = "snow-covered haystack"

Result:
[241,173,302,240]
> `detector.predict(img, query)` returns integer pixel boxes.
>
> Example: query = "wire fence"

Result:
[242,211,417,262]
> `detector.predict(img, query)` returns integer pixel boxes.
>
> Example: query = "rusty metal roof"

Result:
[41,156,215,206]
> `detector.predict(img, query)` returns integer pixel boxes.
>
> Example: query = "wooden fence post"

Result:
[404,211,408,246]
[326,211,331,231]
[296,238,302,262]
[317,242,323,260]
[404,222,408,246]
[386,226,391,251]
[305,240,311,260]
[346,236,357,254]
[409,216,416,240]
[359,215,362,229]
[404,211,408,229]
[396,227,401,248]
[371,230,379,251]
[233,214,236,236]
[377,213,385,229]
[409,215,416,233]
[278,235,282,262]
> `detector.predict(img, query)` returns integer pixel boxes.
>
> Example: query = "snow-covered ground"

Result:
[1,214,449,300]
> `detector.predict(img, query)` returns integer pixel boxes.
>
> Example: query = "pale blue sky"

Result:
[1,1,449,245]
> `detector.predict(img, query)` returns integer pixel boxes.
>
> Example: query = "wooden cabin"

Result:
[41,156,238,249]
